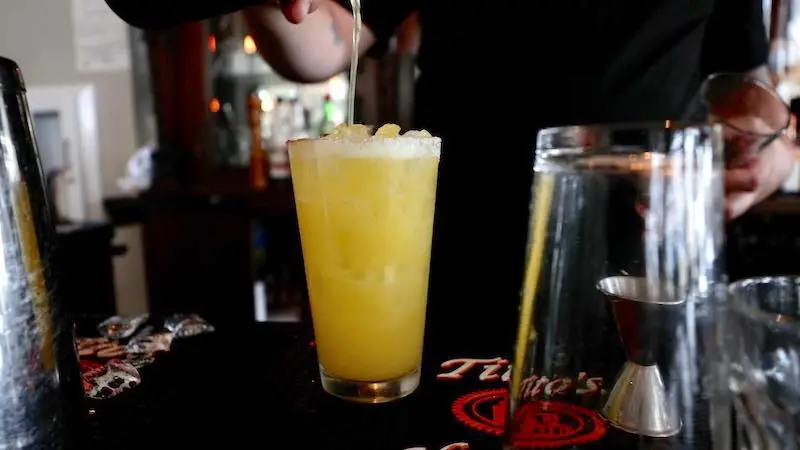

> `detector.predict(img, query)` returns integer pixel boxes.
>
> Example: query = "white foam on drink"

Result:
[289,136,442,159]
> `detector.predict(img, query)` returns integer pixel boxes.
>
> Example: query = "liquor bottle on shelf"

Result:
[319,94,337,136]
[290,98,310,140]
[248,93,272,321]
[247,94,269,190]
[251,219,271,322]
[266,98,292,180]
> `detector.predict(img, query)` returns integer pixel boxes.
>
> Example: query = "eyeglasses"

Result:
[700,72,792,152]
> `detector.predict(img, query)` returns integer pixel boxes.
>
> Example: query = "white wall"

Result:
[0,0,149,315]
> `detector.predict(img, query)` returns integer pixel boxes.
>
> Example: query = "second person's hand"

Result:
[724,134,796,220]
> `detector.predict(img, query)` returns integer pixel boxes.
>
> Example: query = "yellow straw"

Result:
[510,174,555,413]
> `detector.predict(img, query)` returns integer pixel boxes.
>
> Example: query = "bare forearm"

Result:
[243,1,374,83]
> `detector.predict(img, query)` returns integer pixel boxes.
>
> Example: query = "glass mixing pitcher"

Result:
[505,122,730,449]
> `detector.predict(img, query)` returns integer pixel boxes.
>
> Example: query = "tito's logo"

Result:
[451,389,606,448]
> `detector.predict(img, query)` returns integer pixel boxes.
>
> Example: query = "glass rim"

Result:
[536,121,723,159]
[538,120,718,137]
[729,276,800,335]
[701,71,791,142]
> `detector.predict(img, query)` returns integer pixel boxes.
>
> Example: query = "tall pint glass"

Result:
[288,128,441,403]
[505,123,730,449]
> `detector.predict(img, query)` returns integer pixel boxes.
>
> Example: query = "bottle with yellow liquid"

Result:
[248,94,269,190]
[289,124,440,403]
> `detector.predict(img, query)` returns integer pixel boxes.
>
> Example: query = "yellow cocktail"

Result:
[289,124,441,403]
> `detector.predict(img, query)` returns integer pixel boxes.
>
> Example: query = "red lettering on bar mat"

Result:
[451,389,606,448]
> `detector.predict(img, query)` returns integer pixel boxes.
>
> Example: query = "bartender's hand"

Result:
[244,0,368,82]
[725,132,796,220]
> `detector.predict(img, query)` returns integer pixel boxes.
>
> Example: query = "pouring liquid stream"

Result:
[346,0,361,125]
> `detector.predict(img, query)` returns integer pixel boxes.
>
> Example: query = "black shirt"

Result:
[107,0,768,346]
[338,0,768,345]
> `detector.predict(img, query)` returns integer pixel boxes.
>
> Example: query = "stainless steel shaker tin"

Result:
[0,56,84,449]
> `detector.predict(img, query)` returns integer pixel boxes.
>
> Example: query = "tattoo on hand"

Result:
[331,20,341,46]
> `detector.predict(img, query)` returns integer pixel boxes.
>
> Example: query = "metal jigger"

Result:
[597,276,683,438]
